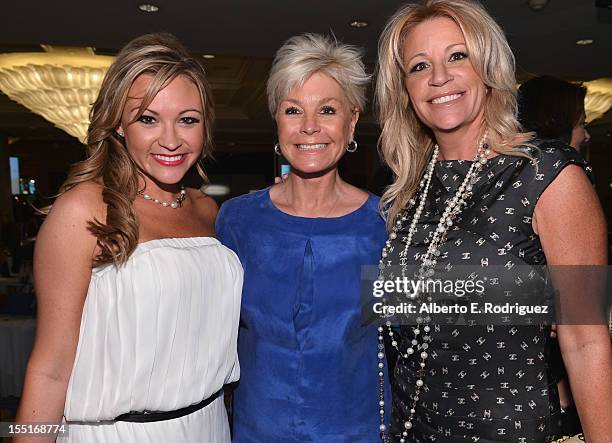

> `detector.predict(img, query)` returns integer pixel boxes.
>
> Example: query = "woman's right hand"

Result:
[14,182,102,443]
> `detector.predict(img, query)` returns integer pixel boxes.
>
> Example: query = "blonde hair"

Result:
[376,0,524,228]
[267,33,369,115]
[58,32,214,266]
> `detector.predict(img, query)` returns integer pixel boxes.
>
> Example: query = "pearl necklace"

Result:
[377,133,490,442]
[138,185,187,209]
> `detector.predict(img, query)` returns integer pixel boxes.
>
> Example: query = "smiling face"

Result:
[118,74,204,190]
[275,71,359,176]
[402,16,487,135]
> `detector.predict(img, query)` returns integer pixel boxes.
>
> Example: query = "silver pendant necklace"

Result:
[377,132,490,442]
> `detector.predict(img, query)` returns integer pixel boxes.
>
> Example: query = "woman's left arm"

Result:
[534,164,611,443]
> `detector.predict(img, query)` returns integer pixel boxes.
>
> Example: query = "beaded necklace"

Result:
[138,185,187,209]
[376,133,490,442]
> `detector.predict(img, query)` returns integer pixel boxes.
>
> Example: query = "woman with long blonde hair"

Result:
[374,1,611,442]
[15,33,242,442]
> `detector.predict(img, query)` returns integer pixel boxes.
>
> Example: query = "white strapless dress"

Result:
[58,237,242,442]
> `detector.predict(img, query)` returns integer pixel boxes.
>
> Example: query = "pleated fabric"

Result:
[59,237,242,442]
[216,190,389,442]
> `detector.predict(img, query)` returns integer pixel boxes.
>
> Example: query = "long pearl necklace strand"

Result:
[377,133,490,443]
[138,185,187,209]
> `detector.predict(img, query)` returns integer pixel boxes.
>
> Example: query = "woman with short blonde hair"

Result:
[216,33,390,442]
[267,33,369,115]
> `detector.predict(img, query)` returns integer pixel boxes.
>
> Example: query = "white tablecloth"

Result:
[0,315,36,398]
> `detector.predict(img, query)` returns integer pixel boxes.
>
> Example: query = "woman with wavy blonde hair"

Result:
[16,33,242,443]
[376,0,520,227]
[58,31,214,265]
[374,1,611,442]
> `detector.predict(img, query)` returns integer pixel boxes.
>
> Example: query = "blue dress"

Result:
[216,188,389,443]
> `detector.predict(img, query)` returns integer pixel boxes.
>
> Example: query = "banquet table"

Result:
[0,315,36,398]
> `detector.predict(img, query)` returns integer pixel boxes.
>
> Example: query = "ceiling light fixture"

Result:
[138,4,160,13]
[349,20,368,28]
[575,39,594,45]
[200,184,230,197]
[203,54,215,59]
[0,46,113,143]
[583,78,612,123]
[528,0,549,11]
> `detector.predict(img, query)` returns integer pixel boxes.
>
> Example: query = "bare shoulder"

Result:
[40,181,105,257]
[535,163,603,234]
[48,181,106,222]
[534,165,606,265]
[188,187,219,223]
[538,164,595,206]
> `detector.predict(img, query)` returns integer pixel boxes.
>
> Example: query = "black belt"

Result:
[114,389,223,423]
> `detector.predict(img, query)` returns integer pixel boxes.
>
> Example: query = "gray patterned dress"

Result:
[387,141,591,442]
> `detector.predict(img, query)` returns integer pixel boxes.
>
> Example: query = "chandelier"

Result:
[584,78,612,124]
[0,46,114,143]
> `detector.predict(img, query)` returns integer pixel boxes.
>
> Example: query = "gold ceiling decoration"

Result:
[0,46,114,143]
[584,78,612,124]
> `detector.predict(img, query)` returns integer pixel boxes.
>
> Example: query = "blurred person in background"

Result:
[518,75,599,437]
[518,76,590,152]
